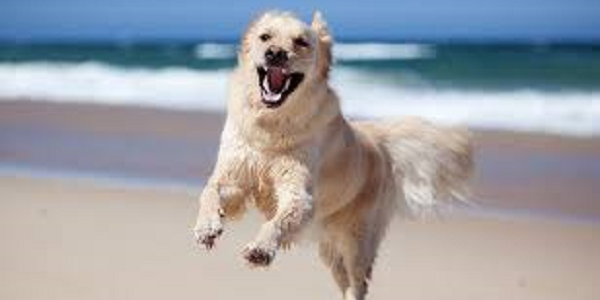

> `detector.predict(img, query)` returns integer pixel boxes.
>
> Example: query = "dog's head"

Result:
[240,11,332,109]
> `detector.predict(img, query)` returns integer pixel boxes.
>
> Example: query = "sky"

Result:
[1,0,599,42]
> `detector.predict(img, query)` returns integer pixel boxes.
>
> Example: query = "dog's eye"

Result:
[259,33,271,42]
[294,37,310,48]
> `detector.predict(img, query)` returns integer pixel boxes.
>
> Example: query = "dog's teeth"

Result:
[283,78,291,92]
[262,89,281,102]
[270,93,282,101]
[266,93,281,102]
[262,76,270,93]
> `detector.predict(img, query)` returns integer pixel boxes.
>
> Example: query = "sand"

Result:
[2,100,600,219]
[1,176,599,300]
[1,99,600,299]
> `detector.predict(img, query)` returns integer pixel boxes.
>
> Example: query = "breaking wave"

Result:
[1,61,599,136]
[193,43,435,61]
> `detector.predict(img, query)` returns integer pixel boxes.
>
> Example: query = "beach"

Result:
[2,100,600,218]
[1,175,599,300]
[1,100,599,300]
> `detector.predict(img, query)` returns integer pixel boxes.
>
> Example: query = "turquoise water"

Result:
[1,42,599,91]
[1,42,600,135]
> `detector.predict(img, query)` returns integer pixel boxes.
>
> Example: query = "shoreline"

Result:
[2,168,599,226]
[1,99,600,222]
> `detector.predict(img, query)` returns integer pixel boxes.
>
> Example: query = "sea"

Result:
[1,42,600,136]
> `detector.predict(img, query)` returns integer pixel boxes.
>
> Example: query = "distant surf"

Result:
[1,42,599,136]
[194,42,436,60]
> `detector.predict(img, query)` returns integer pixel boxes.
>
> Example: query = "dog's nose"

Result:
[265,47,288,66]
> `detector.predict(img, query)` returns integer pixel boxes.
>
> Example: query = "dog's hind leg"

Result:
[339,218,386,300]
[319,240,350,295]
[342,245,374,300]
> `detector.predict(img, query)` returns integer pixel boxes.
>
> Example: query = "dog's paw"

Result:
[193,210,224,250]
[242,243,276,268]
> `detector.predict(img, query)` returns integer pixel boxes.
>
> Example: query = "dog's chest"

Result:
[233,144,278,217]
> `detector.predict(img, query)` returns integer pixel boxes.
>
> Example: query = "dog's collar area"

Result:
[257,66,304,108]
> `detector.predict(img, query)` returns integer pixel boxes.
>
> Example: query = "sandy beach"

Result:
[1,100,600,299]
[2,100,600,219]
[1,176,599,300]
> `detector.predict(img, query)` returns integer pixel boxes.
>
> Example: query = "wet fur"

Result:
[194,11,474,300]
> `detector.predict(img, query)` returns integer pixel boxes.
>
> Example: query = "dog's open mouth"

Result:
[257,66,304,108]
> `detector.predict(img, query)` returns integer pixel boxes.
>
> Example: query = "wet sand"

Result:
[1,99,600,219]
[1,99,600,299]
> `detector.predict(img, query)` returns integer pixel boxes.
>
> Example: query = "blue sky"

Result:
[1,0,599,41]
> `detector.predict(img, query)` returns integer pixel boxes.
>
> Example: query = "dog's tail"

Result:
[370,117,474,217]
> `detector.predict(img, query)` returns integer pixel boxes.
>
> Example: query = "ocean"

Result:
[1,42,600,136]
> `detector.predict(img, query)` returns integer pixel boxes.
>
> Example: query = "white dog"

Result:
[194,11,473,300]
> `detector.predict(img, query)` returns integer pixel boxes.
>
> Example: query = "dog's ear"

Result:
[311,11,332,79]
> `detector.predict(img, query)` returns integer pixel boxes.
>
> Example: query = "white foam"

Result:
[194,43,237,59]
[333,68,600,136]
[1,61,599,136]
[191,43,434,61]
[333,43,435,60]
[0,61,228,111]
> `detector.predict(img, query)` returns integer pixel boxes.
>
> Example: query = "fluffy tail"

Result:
[367,117,474,217]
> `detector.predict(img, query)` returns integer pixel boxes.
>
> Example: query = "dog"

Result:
[193,11,474,300]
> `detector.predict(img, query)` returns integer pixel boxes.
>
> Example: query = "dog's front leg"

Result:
[194,174,245,250]
[243,162,313,267]
[194,180,225,249]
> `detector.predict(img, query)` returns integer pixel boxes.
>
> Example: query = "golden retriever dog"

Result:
[194,10,473,300]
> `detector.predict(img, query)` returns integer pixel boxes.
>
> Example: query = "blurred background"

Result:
[1,1,599,300]
[2,0,600,134]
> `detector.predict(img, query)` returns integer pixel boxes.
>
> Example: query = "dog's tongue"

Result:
[267,67,287,93]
